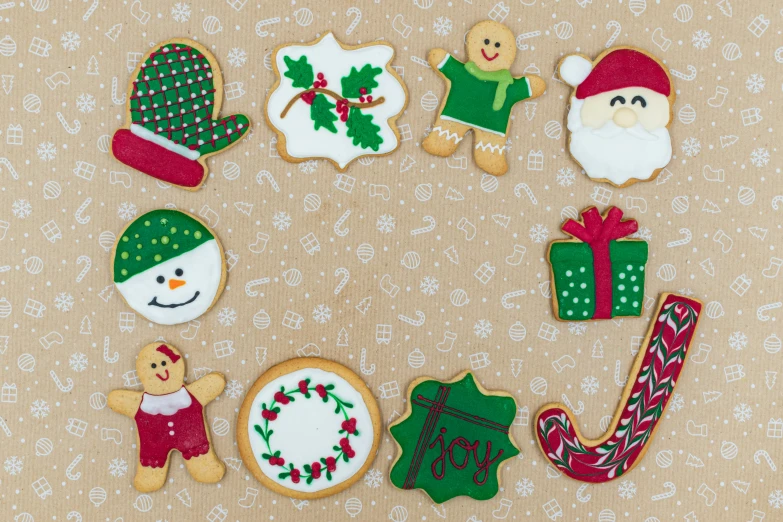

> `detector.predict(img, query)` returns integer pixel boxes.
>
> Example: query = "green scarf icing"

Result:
[465,62,513,111]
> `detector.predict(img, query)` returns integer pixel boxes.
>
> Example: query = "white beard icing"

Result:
[567,98,672,185]
[116,240,223,325]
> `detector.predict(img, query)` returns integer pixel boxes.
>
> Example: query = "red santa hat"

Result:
[559,48,671,100]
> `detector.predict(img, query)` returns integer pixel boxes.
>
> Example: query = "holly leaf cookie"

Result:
[111,38,250,190]
[389,371,519,503]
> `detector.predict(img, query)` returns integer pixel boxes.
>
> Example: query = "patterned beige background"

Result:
[0,0,781,521]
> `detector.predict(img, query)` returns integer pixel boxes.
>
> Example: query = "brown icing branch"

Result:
[280,88,385,118]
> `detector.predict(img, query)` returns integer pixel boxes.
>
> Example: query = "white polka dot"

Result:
[632,301,639,307]
[167,422,173,427]
[573,297,579,304]
[633,286,639,292]
[169,430,175,436]
[567,310,573,316]
[562,291,569,297]
[569,282,575,288]
[582,311,589,316]
[619,273,626,279]
[579,267,586,273]
[618,284,625,291]
[584,298,590,303]
[580,283,587,289]
[630,275,637,282]
[627,264,633,271]
[639,266,645,272]
[566,270,573,277]
[621,297,627,303]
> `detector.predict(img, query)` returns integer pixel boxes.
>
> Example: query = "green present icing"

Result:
[550,243,596,320]
[610,241,648,316]
[114,209,214,283]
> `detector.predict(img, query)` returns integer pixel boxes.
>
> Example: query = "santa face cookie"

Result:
[266,32,408,171]
[108,342,226,492]
[111,38,250,190]
[559,47,675,187]
[237,358,381,499]
[112,209,226,326]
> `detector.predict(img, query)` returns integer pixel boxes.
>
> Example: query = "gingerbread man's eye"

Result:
[151,363,157,369]
[494,42,500,48]
[484,38,490,45]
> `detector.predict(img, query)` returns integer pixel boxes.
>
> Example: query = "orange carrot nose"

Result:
[168,279,186,290]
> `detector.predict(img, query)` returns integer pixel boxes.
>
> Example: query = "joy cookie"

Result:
[237,358,381,499]
[536,294,702,482]
[112,209,226,326]
[559,46,675,187]
[389,371,519,503]
[266,32,407,171]
[548,206,648,321]
[108,342,226,492]
[422,20,546,176]
[112,38,250,190]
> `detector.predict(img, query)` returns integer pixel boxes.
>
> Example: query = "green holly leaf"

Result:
[345,107,383,151]
[261,453,271,459]
[283,55,314,89]
[310,94,338,133]
[341,64,382,98]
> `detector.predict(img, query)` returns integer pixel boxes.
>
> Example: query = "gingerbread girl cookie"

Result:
[108,342,226,492]
[423,20,546,176]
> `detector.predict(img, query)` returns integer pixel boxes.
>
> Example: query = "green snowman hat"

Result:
[113,209,214,284]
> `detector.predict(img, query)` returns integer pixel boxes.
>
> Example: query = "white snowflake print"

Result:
[420,276,439,296]
[12,199,32,219]
[299,160,318,174]
[108,458,128,478]
[733,403,753,423]
[473,319,493,339]
[225,379,244,399]
[364,468,383,488]
[433,16,453,37]
[631,227,653,242]
[529,224,549,244]
[76,93,96,113]
[36,141,57,161]
[3,456,23,476]
[171,2,191,23]
[556,167,575,187]
[580,376,599,395]
[376,214,396,234]
[69,352,88,372]
[312,304,332,324]
[272,211,292,231]
[681,137,701,157]
[217,307,237,327]
[750,147,770,167]
[745,74,765,94]
[60,31,81,51]
[117,202,138,222]
[669,392,685,413]
[728,331,748,351]
[55,292,75,312]
[227,47,247,68]
[691,29,712,50]
[567,322,587,336]
[770,490,783,509]
[515,477,534,497]
[30,399,50,419]
[618,480,637,499]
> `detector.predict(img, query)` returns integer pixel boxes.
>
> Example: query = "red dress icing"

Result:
[135,387,210,468]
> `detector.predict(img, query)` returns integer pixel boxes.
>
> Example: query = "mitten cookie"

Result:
[112,38,250,190]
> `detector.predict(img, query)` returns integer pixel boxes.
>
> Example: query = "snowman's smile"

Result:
[148,291,201,308]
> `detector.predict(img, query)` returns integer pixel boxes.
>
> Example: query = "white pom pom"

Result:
[559,55,593,87]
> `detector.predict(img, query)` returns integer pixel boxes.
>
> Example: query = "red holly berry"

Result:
[317,72,324,80]
[346,448,356,459]
[290,468,301,483]
[341,418,357,434]
[367,95,373,103]
[311,462,322,478]
[274,391,290,404]
[269,456,283,465]
[261,409,277,421]
[340,113,348,122]
[320,80,328,87]
[340,437,350,449]
[315,384,327,398]
[325,456,337,472]
[359,96,365,103]
[298,380,309,394]
[300,91,316,105]
[359,87,367,95]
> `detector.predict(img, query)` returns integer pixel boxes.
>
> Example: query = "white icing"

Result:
[431,125,463,144]
[130,124,201,160]
[267,33,406,169]
[139,386,192,415]
[246,367,374,493]
[116,240,223,325]
[559,55,592,86]
[567,98,672,185]
[475,141,506,154]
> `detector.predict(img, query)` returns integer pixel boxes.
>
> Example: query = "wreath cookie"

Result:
[111,38,250,190]
[389,371,519,503]
[237,358,381,499]
[265,32,408,171]
[559,46,675,187]
[111,209,226,326]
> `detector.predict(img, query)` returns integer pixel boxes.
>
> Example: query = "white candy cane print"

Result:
[360,348,376,375]
[514,183,538,204]
[0,157,19,180]
[772,195,783,210]
[561,393,584,415]
[56,112,81,134]
[670,65,697,81]
[754,449,776,471]
[757,302,782,321]
[576,484,591,503]
[615,360,628,386]
[667,228,692,248]
[103,336,119,363]
[67,512,83,522]
[0,417,11,437]
[50,369,74,392]
[256,170,280,192]
[398,311,425,327]
[65,453,83,480]
[605,21,621,47]
[334,209,351,237]
[410,216,436,236]
[74,197,92,224]
[345,7,361,35]
[82,0,99,21]
[334,268,350,295]
[255,17,281,38]
[111,76,126,105]
[501,289,526,309]
[245,278,270,297]
[651,482,676,501]
[75,255,91,282]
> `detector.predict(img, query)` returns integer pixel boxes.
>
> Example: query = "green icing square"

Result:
[610,240,648,317]
[549,243,596,321]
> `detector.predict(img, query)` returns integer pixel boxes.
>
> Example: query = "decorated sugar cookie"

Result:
[112,38,250,190]
[112,209,226,326]
[536,293,702,482]
[389,371,519,503]
[422,20,546,176]
[266,32,408,171]
[548,206,648,321]
[237,358,381,499]
[108,342,226,492]
[559,47,675,187]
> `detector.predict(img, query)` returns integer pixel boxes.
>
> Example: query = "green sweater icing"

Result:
[389,373,518,503]
[114,209,214,283]
[438,55,531,135]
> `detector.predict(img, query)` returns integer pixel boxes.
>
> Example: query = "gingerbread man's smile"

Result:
[481,48,499,61]
[156,369,170,381]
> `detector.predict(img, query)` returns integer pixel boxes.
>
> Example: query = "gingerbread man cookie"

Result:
[423,20,546,176]
[108,342,226,492]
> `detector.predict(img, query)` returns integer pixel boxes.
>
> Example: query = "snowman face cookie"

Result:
[112,209,226,326]
[465,20,516,72]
